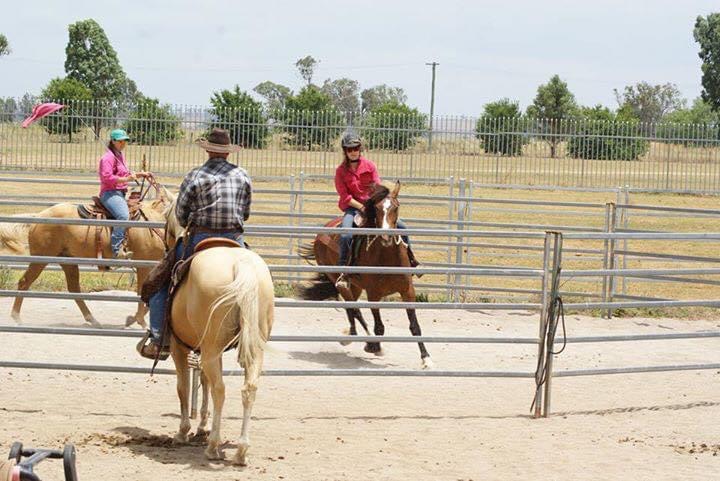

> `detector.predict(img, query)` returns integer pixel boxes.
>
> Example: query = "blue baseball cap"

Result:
[110,129,130,141]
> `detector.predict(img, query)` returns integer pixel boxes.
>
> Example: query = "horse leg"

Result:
[170,340,192,445]
[202,355,226,460]
[127,267,149,328]
[364,307,385,355]
[11,263,47,323]
[340,309,357,346]
[60,264,100,326]
[402,287,432,368]
[234,351,264,466]
[195,370,210,438]
[339,285,367,345]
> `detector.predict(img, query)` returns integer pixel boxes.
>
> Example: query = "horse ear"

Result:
[391,180,401,198]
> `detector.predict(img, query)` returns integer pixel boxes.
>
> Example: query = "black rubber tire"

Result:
[62,444,78,481]
[8,442,22,463]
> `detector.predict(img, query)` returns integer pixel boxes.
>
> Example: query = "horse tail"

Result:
[209,253,268,368]
[0,213,39,255]
[297,241,316,263]
[298,273,339,301]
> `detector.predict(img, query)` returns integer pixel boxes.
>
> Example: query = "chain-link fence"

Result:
[1,98,719,191]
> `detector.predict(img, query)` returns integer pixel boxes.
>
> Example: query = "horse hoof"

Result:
[233,443,249,466]
[421,357,434,370]
[10,312,22,325]
[364,342,381,354]
[125,315,137,327]
[204,446,224,460]
[192,429,209,441]
[85,317,101,327]
[172,433,189,445]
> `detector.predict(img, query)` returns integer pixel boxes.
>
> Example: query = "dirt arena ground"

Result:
[0,295,719,480]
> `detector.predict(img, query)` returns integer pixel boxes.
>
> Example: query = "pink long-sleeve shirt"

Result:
[334,156,381,211]
[98,149,130,194]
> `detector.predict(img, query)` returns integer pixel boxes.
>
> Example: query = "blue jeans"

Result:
[148,231,244,342]
[338,208,411,266]
[99,190,129,255]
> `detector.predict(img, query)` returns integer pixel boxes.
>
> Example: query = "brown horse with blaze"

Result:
[299,181,432,369]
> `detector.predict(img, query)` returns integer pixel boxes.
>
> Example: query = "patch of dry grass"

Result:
[0,172,719,318]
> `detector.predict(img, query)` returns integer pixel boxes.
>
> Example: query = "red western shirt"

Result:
[334,156,381,211]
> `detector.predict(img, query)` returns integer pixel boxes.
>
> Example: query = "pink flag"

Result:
[21,102,65,128]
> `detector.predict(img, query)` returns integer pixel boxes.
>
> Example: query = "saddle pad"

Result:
[194,237,242,253]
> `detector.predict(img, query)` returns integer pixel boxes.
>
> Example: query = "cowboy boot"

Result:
[407,246,423,278]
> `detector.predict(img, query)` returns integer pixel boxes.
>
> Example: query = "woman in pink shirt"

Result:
[98,129,148,259]
[334,132,418,288]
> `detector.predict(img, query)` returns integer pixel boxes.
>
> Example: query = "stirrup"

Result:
[335,274,350,290]
[114,247,134,260]
[136,331,170,360]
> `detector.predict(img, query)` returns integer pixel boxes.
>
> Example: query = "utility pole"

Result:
[426,61,439,151]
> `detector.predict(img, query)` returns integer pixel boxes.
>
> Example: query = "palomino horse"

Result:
[299,182,432,369]
[162,199,275,465]
[8,190,172,327]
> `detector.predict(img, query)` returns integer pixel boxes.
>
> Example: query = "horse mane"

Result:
[361,184,390,228]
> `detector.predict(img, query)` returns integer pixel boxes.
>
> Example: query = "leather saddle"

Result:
[76,192,143,264]
[77,192,142,220]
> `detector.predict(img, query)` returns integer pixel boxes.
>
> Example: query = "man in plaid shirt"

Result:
[176,150,252,230]
[139,128,251,359]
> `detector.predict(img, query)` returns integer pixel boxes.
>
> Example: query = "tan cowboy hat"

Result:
[195,128,242,154]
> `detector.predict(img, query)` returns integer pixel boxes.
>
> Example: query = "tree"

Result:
[17,93,37,121]
[613,82,685,124]
[364,101,426,151]
[694,14,720,112]
[475,99,528,156]
[656,98,720,146]
[526,75,578,158]
[361,85,407,112]
[40,77,92,141]
[253,81,292,115]
[64,19,138,137]
[567,105,649,161]
[0,98,17,122]
[0,34,10,57]
[321,78,360,112]
[280,85,344,149]
[209,85,268,148]
[295,56,319,86]
[122,98,182,145]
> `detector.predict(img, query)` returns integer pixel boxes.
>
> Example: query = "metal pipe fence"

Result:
[3,174,720,304]
[2,99,720,191]
[0,225,718,417]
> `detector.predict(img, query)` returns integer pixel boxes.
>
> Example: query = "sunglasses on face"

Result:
[345,146,361,153]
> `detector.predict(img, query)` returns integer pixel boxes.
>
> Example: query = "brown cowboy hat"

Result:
[195,128,242,154]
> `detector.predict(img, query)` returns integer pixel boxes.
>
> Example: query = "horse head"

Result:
[363,181,401,247]
[162,195,184,250]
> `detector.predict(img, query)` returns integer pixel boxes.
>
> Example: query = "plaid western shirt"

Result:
[175,157,252,230]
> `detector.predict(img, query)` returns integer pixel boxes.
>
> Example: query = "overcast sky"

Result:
[1,0,717,115]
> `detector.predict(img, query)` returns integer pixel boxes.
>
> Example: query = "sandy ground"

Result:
[0,293,719,480]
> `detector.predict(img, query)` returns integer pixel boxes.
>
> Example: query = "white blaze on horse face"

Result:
[381,198,392,230]
[381,198,393,244]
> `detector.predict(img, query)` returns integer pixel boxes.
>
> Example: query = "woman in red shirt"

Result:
[334,132,419,288]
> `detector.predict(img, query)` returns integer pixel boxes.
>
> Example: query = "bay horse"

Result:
[161,198,275,465]
[299,182,432,369]
[8,188,172,327]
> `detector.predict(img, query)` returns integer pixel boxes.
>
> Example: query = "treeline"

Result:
[1,13,719,160]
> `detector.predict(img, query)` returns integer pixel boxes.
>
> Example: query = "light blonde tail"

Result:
[0,213,39,255]
[209,255,266,368]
